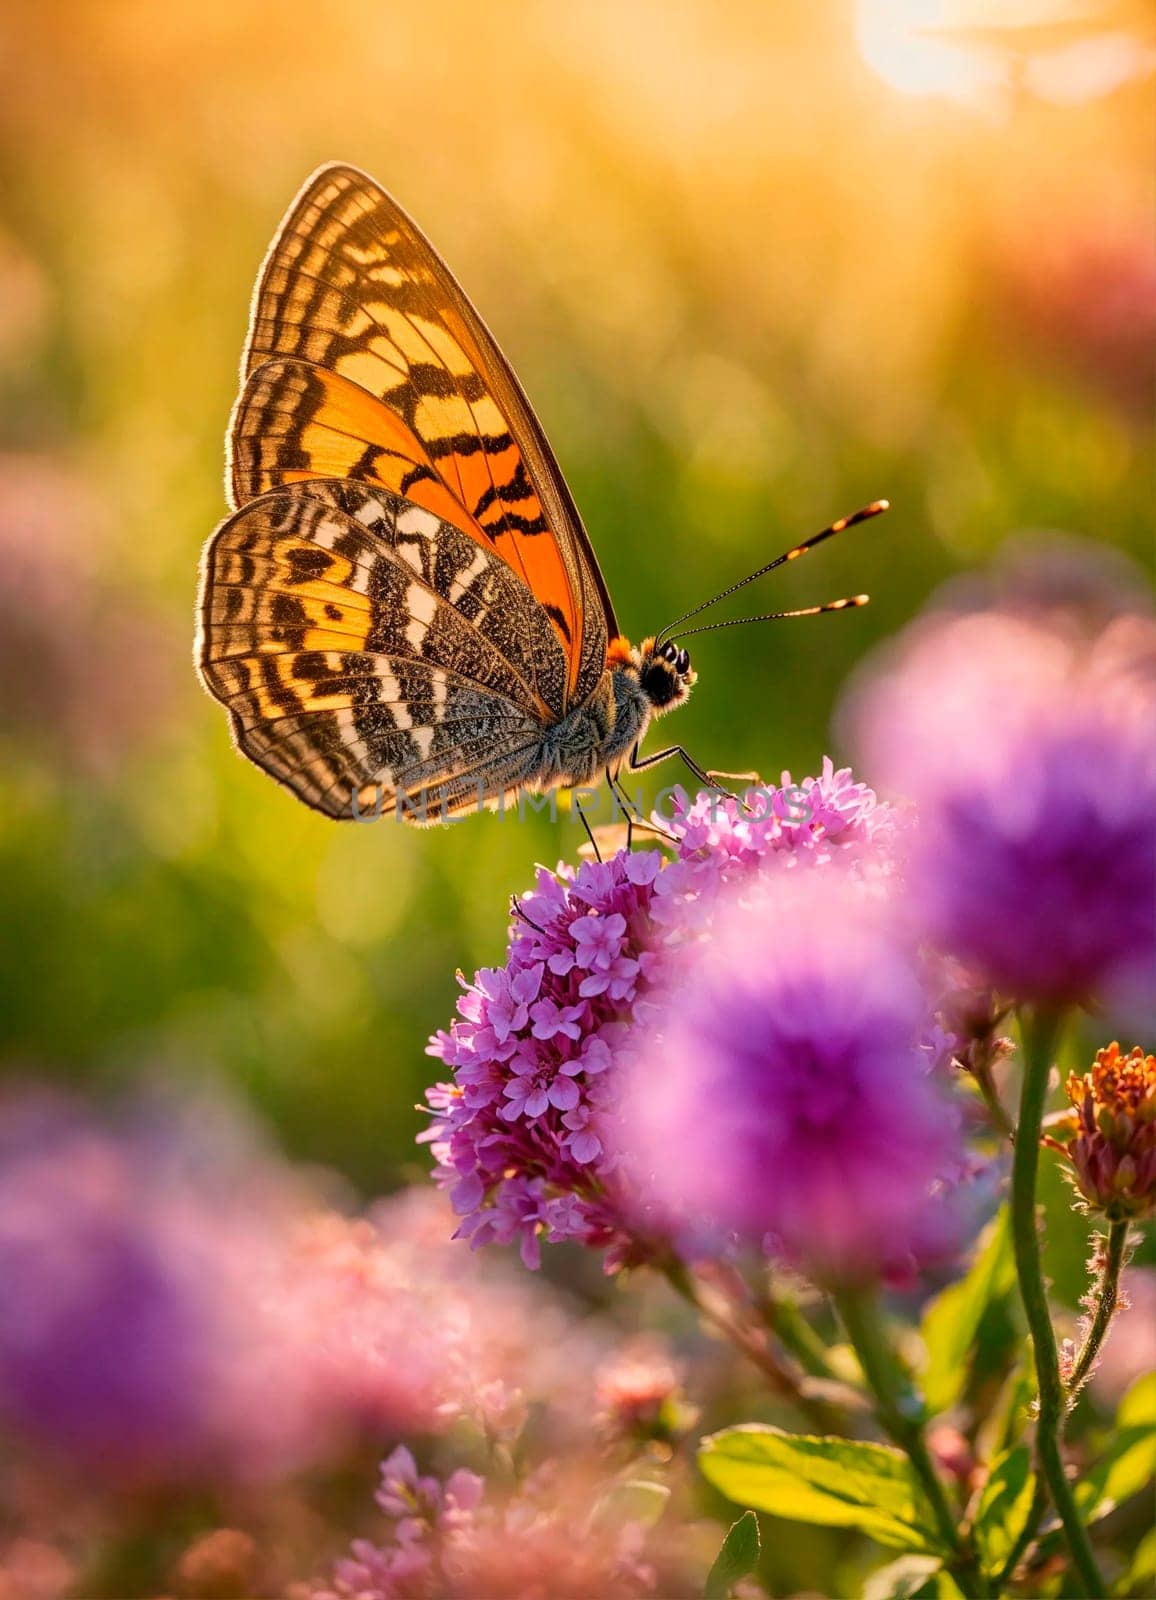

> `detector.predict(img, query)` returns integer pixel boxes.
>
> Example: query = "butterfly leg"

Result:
[706,766,761,787]
[609,770,677,847]
[604,771,633,850]
[577,802,603,863]
[628,742,741,805]
[511,895,545,933]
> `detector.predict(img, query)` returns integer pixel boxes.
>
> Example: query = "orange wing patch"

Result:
[231,358,473,532]
[230,166,603,700]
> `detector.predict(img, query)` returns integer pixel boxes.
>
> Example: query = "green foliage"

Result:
[1117,1371,1156,1428]
[1121,1526,1156,1597]
[974,1352,1035,1464]
[1076,1373,1156,1521]
[971,1446,1035,1575]
[704,1510,761,1600]
[861,1555,953,1600]
[1032,1372,1156,1573]
[919,1207,1016,1417]
[698,1427,947,1553]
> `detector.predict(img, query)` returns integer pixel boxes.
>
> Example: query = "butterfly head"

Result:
[609,635,696,715]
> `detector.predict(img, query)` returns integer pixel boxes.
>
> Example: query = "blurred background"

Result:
[0,0,1152,1235]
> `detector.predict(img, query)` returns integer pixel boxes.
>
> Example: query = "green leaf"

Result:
[698,1426,946,1553]
[920,1207,1015,1416]
[704,1511,761,1599]
[1076,1424,1156,1520]
[1121,1525,1156,1596]
[1070,1373,1156,1527]
[973,1446,1035,1574]
[861,1555,947,1600]
[974,1350,1034,1463]
[1118,1370,1156,1428]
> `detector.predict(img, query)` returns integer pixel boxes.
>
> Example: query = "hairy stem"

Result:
[766,1290,839,1382]
[835,1289,988,1600]
[1068,1218,1130,1399]
[1010,1008,1103,1597]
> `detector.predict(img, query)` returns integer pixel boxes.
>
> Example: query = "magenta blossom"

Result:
[0,1093,461,1490]
[423,761,899,1271]
[0,1091,322,1487]
[843,598,1156,1015]
[618,874,971,1284]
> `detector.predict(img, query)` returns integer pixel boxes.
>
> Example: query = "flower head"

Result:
[0,1092,454,1490]
[618,875,971,1284]
[423,762,897,1270]
[1047,1042,1156,1219]
[313,1454,677,1600]
[595,1343,689,1446]
[843,583,1156,1014]
[0,1091,320,1487]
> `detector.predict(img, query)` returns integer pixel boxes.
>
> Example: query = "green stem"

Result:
[971,1049,1015,1142]
[716,1260,839,1383]
[836,1289,988,1600]
[769,1291,839,1382]
[999,1217,1132,1587]
[660,1258,840,1433]
[1068,1219,1130,1399]
[1010,1008,1104,1598]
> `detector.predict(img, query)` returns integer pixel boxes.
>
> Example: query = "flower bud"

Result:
[1047,1043,1156,1219]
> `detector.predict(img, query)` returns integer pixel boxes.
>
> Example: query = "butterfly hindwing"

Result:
[198,480,558,820]
[229,162,613,707]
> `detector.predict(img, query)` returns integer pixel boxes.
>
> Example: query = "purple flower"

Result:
[571,911,628,970]
[0,1091,320,1487]
[313,1453,672,1600]
[0,1097,468,1491]
[843,596,1156,1014]
[422,762,899,1270]
[618,876,970,1284]
[529,997,586,1041]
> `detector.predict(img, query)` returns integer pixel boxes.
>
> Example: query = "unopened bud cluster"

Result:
[1048,1043,1156,1220]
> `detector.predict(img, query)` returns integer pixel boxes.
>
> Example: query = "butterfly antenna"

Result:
[677,595,870,639]
[655,500,888,647]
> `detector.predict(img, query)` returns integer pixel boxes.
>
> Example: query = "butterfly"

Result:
[197,163,882,827]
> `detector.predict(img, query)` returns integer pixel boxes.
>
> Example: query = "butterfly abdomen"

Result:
[513,667,641,793]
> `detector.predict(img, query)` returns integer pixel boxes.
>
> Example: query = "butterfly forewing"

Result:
[231,359,475,533]
[229,163,613,708]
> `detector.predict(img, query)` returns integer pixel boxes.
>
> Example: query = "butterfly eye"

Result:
[676,648,690,675]
[660,641,678,663]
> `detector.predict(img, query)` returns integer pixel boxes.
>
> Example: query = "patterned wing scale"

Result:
[199,480,562,820]
[230,359,473,532]
[230,163,614,708]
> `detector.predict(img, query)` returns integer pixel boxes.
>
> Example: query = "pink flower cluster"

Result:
[0,1094,610,1492]
[0,1091,333,1488]
[314,1446,669,1600]
[423,762,897,1271]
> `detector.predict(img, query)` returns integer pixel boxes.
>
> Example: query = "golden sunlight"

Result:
[856,0,1155,109]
